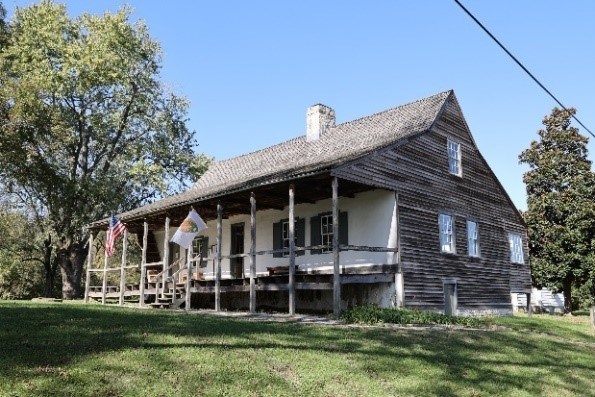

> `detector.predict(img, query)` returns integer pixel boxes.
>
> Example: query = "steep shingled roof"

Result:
[89,90,452,228]
[194,90,451,193]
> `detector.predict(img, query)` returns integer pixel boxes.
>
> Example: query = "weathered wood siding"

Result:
[334,93,531,311]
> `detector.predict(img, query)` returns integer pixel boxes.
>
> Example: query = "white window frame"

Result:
[439,213,455,254]
[467,220,480,257]
[448,140,462,176]
[320,214,333,253]
[508,233,524,264]
[281,220,297,256]
[192,236,206,255]
[192,236,207,267]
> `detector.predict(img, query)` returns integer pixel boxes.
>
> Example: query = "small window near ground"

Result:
[508,233,524,264]
[439,213,455,253]
[448,140,462,176]
[467,220,479,257]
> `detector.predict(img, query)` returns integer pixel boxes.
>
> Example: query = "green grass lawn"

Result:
[0,301,593,397]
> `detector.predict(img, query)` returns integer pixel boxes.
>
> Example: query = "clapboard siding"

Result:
[335,93,531,312]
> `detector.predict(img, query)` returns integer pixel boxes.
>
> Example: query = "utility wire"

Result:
[454,0,594,138]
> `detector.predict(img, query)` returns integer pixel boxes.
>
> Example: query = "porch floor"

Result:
[87,264,398,299]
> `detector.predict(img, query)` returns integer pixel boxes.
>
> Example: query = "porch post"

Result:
[139,221,148,307]
[161,216,170,299]
[332,177,341,317]
[249,193,257,314]
[215,203,223,311]
[185,243,192,311]
[84,232,94,303]
[101,239,108,304]
[392,192,404,307]
[288,184,296,315]
[118,229,128,305]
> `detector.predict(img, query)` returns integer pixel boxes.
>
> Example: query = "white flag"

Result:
[170,209,208,249]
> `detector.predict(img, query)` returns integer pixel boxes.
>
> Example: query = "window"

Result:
[467,220,479,257]
[282,220,298,254]
[320,214,333,253]
[448,140,461,176]
[192,236,209,267]
[310,212,348,255]
[273,218,305,258]
[439,213,455,253]
[508,233,524,264]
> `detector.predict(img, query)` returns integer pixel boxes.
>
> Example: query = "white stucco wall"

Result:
[157,189,398,279]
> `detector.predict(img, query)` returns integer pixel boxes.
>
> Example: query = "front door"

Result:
[444,282,457,316]
[230,223,245,279]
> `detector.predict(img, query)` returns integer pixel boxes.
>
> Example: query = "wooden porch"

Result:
[85,245,399,311]
[85,175,402,315]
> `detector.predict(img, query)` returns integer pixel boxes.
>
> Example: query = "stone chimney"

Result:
[306,104,335,142]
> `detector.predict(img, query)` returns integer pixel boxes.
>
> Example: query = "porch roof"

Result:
[88,90,451,231]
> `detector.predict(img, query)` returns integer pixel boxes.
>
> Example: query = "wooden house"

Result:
[85,90,532,316]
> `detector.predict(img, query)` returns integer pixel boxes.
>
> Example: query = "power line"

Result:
[454,0,594,138]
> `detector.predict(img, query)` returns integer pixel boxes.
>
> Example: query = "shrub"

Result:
[0,253,44,299]
[340,306,486,328]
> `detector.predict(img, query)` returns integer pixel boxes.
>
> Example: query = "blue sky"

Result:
[6,1,595,210]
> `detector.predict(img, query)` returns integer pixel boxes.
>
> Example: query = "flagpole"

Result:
[119,229,128,305]
[102,231,109,305]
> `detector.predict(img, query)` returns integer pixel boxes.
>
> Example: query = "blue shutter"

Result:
[310,215,321,255]
[339,211,348,245]
[273,221,283,258]
[200,237,209,267]
[296,217,305,256]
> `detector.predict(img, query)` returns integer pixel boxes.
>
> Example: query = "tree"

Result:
[0,2,7,48]
[519,107,595,312]
[0,1,210,299]
[0,206,46,299]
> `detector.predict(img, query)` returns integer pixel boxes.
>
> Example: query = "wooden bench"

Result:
[266,266,298,276]
[147,269,159,283]
[179,271,205,283]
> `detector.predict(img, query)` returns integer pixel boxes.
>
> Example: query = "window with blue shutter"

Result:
[310,211,348,254]
[273,218,305,257]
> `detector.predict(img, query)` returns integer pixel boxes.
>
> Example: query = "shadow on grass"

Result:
[1,301,594,396]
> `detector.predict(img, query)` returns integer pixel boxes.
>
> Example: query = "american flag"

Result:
[105,215,126,257]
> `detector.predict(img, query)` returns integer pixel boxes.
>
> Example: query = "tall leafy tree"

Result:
[0,1,210,299]
[519,107,595,312]
[0,205,46,299]
[0,1,7,48]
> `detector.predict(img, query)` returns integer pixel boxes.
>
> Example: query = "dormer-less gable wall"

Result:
[333,93,531,312]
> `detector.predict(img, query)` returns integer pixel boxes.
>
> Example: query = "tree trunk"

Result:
[43,268,55,297]
[42,235,58,297]
[59,242,87,299]
[562,278,573,314]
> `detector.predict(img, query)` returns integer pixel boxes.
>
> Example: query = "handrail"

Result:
[152,258,184,299]
[213,245,399,260]
[142,261,164,268]
[168,265,187,284]
[153,258,183,279]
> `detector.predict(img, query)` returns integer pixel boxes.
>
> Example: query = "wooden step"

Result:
[149,302,171,309]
